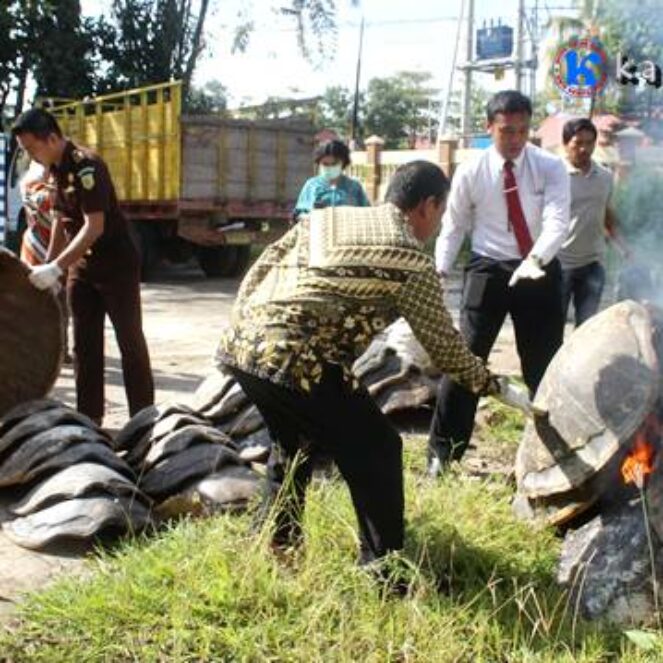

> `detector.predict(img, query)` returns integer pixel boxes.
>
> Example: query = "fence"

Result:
[348,136,481,204]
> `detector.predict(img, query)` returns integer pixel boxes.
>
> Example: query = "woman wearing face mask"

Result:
[293,139,370,221]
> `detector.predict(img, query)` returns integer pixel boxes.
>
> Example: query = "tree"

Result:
[444,86,491,136]
[186,80,228,114]
[363,72,438,148]
[96,1,353,107]
[316,85,358,135]
[1,0,97,118]
[95,0,211,99]
[31,0,98,102]
[0,4,17,119]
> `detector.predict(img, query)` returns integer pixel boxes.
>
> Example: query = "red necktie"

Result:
[503,160,533,257]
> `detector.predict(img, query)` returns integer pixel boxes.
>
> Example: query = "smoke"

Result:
[612,165,663,306]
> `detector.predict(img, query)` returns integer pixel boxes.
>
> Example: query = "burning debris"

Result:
[513,300,663,624]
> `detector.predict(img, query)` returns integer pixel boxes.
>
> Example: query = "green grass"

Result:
[1,437,662,662]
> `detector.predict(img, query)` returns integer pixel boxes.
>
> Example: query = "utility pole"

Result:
[514,0,525,92]
[437,0,465,143]
[529,0,538,102]
[350,17,365,148]
[461,0,474,147]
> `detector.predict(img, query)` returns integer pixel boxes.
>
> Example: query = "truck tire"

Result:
[134,222,160,282]
[197,245,252,278]
[196,245,239,278]
[232,245,251,277]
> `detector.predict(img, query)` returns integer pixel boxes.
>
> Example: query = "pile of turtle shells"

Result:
[114,395,263,521]
[0,399,149,550]
[353,317,441,414]
[0,317,442,551]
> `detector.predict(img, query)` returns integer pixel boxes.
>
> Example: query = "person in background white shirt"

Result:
[428,90,570,476]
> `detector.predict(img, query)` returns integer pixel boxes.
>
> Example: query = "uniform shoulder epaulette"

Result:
[72,149,85,164]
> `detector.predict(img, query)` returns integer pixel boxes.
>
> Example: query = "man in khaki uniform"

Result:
[217,161,502,568]
[12,108,154,425]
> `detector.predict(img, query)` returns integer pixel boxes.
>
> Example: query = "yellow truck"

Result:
[10,81,314,277]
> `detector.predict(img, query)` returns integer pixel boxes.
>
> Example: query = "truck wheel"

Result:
[134,222,160,282]
[196,246,239,278]
[230,245,251,277]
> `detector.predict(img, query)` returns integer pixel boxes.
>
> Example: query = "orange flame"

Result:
[621,437,655,488]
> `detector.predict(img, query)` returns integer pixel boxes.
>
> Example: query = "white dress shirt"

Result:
[435,143,570,274]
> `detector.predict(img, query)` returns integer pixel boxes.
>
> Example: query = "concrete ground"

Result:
[0,262,524,621]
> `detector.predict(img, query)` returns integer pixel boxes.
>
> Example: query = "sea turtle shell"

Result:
[113,402,200,451]
[3,495,151,550]
[142,424,235,471]
[191,371,236,414]
[515,301,660,502]
[154,465,261,520]
[139,444,240,500]
[11,462,147,516]
[0,250,63,417]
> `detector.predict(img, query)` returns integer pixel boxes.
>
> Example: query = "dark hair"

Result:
[384,160,449,211]
[486,90,532,122]
[314,139,351,168]
[11,108,63,140]
[562,117,598,144]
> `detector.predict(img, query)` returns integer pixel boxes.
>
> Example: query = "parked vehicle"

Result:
[4,81,315,278]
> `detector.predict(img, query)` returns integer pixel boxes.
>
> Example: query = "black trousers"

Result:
[229,364,404,564]
[428,254,564,462]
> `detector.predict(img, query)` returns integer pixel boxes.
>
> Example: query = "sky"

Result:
[80,0,574,107]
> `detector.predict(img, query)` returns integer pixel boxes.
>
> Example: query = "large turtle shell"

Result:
[0,250,62,417]
[515,300,660,500]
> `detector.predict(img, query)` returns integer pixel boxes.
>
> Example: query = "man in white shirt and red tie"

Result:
[428,90,571,476]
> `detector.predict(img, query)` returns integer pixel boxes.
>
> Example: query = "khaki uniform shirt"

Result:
[558,159,613,269]
[216,203,491,395]
[50,140,137,279]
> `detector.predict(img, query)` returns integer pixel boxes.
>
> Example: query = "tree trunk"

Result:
[14,62,29,116]
[182,0,209,98]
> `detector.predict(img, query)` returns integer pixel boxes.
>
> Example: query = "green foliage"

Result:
[1,1,347,119]
[185,80,228,115]
[1,0,97,116]
[363,71,438,148]
[317,85,360,136]
[31,0,98,101]
[0,438,653,661]
[95,0,211,98]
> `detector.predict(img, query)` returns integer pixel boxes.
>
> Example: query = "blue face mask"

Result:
[319,164,343,181]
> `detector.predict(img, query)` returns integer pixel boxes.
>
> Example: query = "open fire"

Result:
[513,300,663,624]
[621,415,658,489]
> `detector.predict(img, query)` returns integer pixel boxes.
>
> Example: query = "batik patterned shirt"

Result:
[216,203,491,395]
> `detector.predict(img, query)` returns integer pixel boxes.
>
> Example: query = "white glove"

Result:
[508,255,545,287]
[29,262,63,291]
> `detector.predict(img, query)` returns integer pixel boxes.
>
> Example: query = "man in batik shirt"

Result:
[217,161,501,568]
